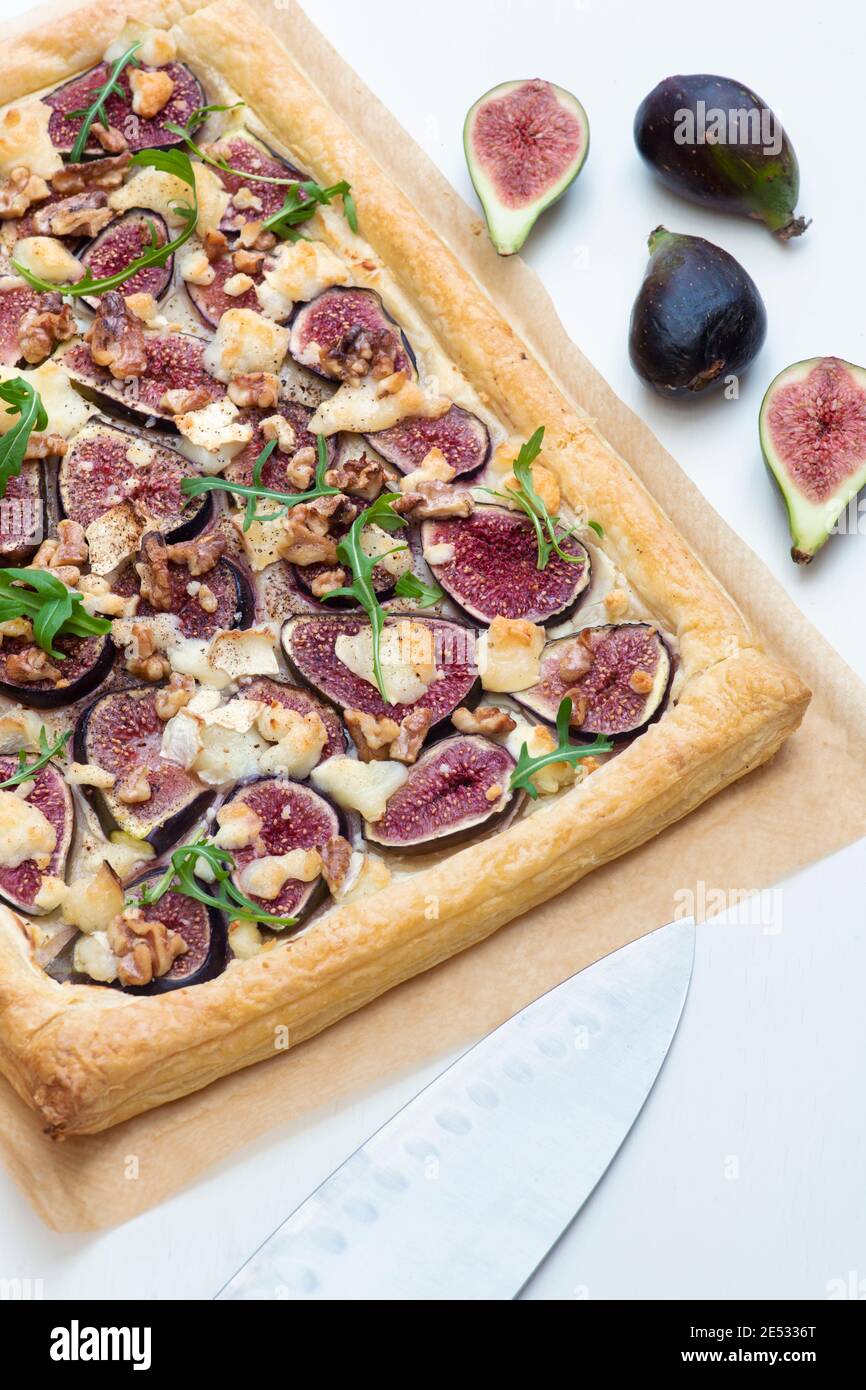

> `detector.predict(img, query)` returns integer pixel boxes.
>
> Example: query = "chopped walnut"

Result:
[324,453,386,501]
[321,325,398,383]
[86,290,147,380]
[4,646,61,683]
[48,565,81,587]
[485,782,503,803]
[107,909,187,987]
[129,68,175,119]
[629,669,654,695]
[32,190,113,238]
[320,835,352,894]
[135,532,172,611]
[0,166,50,219]
[284,447,316,489]
[390,707,433,764]
[603,587,629,619]
[0,617,32,639]
[203,228,230,262]
[54,519,88,567]
[160,386,213,414]
[154,672,195,720]
[238,219,277,252]
[310,567,347,598]
[227,371,280,409]
[345,707,401,762]
[260,413,297,456]
[90,121,128,154]
[17,295,76,365]
[23,432,68,460]
[51,153,131,194]
[115,767,152,805]
[31,537,58,568]
[164,530,226,575]
[451,704,517,738]
[125,621,171,682]
[233,248,263,274]
[559,644,593,682]
[563,689,589,726]
[392,480,473,521]
[197,583,218,614]
[277,494,357,566]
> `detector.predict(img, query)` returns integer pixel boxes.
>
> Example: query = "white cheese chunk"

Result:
[311,757,407,824]
[203,308,289,382]
[213,800,262,851]
[0,361,93,440]
[73,931,118,983]
[168,638,232,689]
[309,374,450,437]
[478,616,545,693]
[160,711,202,769]
[334,619,436,705]
[228,919,264,959]
[257,709,327,778]
[256,239,349,321]
[110,162,228,238]
[104,22,177,66]
[208,627,279,680]
[14,236,83,285]
[62,861,124,933]
[0,790,56,869]
[237,849,322,901]
[0,100,62,178]
[192,724,268,786]
[174,397,252,464]
[85,503,144,575]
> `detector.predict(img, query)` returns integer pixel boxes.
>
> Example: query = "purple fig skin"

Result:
[44,61,204,155]
[0,286,53,366]
[73,685,214,851]
[422,507,590,624]
[289,287,416,382]
[365,405,491,479]
[62,333,225,422]
[58,419,210,541]
[365,734,517,851]
[282,614,479,723]
[186,251,277,328]
[111,871,227,994]
[112,553,255,639]
[225,776,343,923]
[79,209,173,310]
[0,633,114,710]
[241,676,346,763]
[0,461,45,564]
[213,135,310,234]
[514,623,673,738]
[0,758,72,915]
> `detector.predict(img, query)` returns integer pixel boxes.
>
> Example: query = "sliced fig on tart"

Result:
[58,419,209,539]
[186,249,275,328]
[0,286,55,366]
[113,540,255,641]
[514,623,671,737]
[224,776,343,924]
[282,614,478,723]
[0,463,44,563]
[62,332,225,422]
[224,400,333,490]
[0,632,114,709]
[365,734,517,851]
[289,287,415,382]
[211,133,310,234]
[79,209,173,309]
[0,758,73,915]
[241,675,346,763]
[367,405,490,479]
[44,61,204,155]
[422,507,590,624]
[120,870,228,992]
[73,684,213,850]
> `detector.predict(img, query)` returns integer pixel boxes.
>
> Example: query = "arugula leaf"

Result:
[0,569,111,659]
[321,492,407,702]
[483,426,585,571]
[0,727,72,790]
[509,698,612,801]
[261,179,358,239]
[135,837,298,929]
[393,572,443,608]
[0,378,47,500]
[175,101,246,138]
[181,433,340,527]
[12,148,198,297]
[67,41,141,162]
[587,519,604,539]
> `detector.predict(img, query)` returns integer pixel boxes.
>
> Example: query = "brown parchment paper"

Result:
[2,0,866,1231]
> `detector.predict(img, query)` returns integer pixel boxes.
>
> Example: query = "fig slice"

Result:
[365,404,490,479]
[464,79,590,256]
[58,419,209,540]
[0,632,114,709]
[186,250,276,328]
[224,400,335,491]
[513,623,671,737]
[241,676,346,763]
[0,286,51,366]
[74,684,213,851]
[365,734,517,851]
[118,870,227,993]
[289,287,415,382]
[212,133,310,234]
[0,462,44,563]
[79,209,173,310]
[224,776,343,923]
[113,551,255,640]
[43,61,204,155]
[282,614,478,723]
[62,333,225,422]
[422,507,590,624]
[0,758,73,915]
[759,356,866,563]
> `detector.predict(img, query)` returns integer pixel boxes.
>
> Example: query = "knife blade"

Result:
[217,917,695,1301]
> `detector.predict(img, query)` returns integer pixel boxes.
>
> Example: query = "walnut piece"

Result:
[451,704,517,737]
[237,219,277,252]
[0,166,50,219]
[107,909,187,987]
[324,453,386,501]
[129,68,175,119]
[125,622,171,682]
[203,228,230,262]
[160,386,213,415]
[260,413,297,456]
[345,708,401,762]
[320,835,352,894]
[164,530,226,575]
[562,689,588,726]
[227,371,280,409]
[51,153,131,194]
[23,432,68,460]
[86,290,147,380]
[154,672,195,720]
[115,767,152,804]
[390,707,433,764]
[277,494,357,566]
[629,669,654,694]
[392,480,473,521]
[54,519,88,567]
[559,644,593,683]
[4,646,60,684]
[89,121,128,153]
[17,294,76,365]
[32,190,113,238]
[135,532,172,611]
[284,446,316,489]
[310,567,346,598]
[321,326,399,382]
[233,247,263,274]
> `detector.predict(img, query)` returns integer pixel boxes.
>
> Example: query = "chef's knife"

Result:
[217,917,695,1301]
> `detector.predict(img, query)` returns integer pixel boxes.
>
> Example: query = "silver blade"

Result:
[217,918,694,1302]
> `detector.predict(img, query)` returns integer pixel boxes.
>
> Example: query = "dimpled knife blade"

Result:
[216,918,695,1302]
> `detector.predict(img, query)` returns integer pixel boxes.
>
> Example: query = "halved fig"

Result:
[0,633,114,709]
[79,209,172,310]
[224,400,331,490]
[58,419,209,539]
[514,623,671,737]
[289,287,414,382]
[212,133,310,234]
[0,286,52,366]
[282,614,478,722]
[242,675,346,762]
[224,776,342,922]
[74,685,212,850]
[365,734,517,851]
[186,251,271,328]
[62,333,225,421]
[44,61,204,155]
[113,552,254,640]
[422,507,590,624]
[120,870,227,993]
[366,404,490,479]
[0,759,73,915]
[0,462,44,563]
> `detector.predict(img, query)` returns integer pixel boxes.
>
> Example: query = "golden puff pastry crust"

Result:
[0,0,809,1136]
